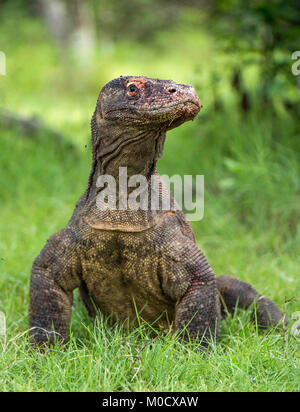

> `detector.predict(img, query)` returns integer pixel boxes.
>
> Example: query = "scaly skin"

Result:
[29,76,284,348]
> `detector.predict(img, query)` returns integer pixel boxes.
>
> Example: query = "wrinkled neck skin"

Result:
[86,119,166,203]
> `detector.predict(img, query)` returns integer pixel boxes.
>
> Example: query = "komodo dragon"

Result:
[29,76,284,348]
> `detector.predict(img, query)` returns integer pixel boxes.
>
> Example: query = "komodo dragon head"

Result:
[87,76,202,197]
[93,76,202,130]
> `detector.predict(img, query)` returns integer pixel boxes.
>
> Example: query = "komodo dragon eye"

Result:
[127,83,139,97]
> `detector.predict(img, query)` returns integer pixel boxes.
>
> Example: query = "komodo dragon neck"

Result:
[82,111,167,232]
[86,112,166,203]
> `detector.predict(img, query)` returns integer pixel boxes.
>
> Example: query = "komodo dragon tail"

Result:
[216,275,285,328]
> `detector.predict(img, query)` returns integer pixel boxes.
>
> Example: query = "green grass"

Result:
[0,10,300,392]
[0,308,299,392]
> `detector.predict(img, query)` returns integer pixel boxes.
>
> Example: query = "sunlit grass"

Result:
[1,300,299,392]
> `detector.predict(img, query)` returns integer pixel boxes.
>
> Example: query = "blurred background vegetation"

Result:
[0,0,299,388]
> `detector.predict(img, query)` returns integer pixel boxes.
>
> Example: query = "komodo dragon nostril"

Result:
[168,87,177,93]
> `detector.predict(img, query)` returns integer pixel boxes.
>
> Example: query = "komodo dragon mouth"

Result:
[106,100,201,114]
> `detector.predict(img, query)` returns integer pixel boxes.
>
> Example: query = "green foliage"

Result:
[208,0,300,106]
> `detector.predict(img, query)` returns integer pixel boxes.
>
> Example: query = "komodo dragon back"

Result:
[29,76,285,349]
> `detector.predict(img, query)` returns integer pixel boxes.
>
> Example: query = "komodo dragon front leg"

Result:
[29,228,81,346]
[162,214,284,344]
[174,269,219,346]
[159,233,220,347]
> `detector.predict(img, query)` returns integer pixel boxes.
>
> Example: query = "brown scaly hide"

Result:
[29,76,284,348]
